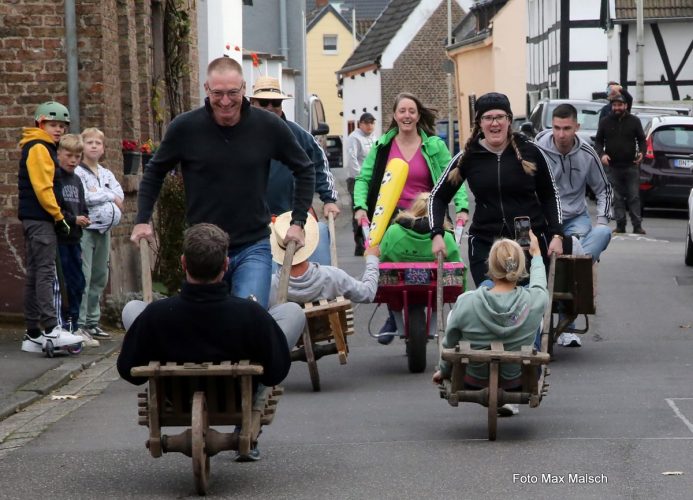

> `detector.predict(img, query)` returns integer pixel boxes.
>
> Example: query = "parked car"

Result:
[639,116,693,209]
[325,135,342,169]
[686,188,693,266]
[521,99,603,146]
[632,104,692,130]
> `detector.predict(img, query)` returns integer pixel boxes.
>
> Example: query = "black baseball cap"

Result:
[359,112,376,123]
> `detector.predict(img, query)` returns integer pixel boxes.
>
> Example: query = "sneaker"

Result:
[498,404,519,417]
[85,325,111,339]
[633,226,646,235]
[235,445,261,462]
[44,325,84,346]
[76,328,100,347]
[21,333,44,353]
[612,225,626,234]
[377,315,397,345]
[558,332,582,347]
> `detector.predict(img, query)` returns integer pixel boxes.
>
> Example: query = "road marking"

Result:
[665,398,693,435]
[611,235,669,243]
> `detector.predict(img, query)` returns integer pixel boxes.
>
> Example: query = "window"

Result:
[323,34,338,53]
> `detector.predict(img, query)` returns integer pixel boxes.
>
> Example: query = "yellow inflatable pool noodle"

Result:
[368,158,409,246]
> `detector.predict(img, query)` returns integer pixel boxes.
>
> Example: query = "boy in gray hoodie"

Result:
[268,211,379,307]
[535,103,612,262]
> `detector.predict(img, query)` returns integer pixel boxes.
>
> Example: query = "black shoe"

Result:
[613,225,626,234]
[235,445,260,462]
[633,226,646,235]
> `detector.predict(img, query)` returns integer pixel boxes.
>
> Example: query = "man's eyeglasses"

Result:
[207,85,244,99]
[480,114,509,124]
[256,99,283,108]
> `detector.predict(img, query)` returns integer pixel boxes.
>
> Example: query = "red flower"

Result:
[225,43,230,50]
[122,140,138,152]
[251,53,261,67]
[234,45,240,51]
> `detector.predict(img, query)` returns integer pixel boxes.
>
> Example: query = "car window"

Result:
[653,126,693,150]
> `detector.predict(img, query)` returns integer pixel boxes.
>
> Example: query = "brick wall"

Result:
[380,2,462,133]
[0,0,199,317]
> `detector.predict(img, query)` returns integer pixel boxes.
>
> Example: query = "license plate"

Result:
[673,158,693,168]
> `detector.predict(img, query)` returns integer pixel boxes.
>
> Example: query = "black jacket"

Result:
[430,134,562,243]
[117,281,291,387]
[18,138,59,222]
[136,98,314,248]
[54,168,88,245]
[594,112,646,166]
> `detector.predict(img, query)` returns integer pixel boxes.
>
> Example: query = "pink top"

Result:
[389,139,432,209]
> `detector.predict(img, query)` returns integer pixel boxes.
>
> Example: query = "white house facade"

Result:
[527,0,607,109]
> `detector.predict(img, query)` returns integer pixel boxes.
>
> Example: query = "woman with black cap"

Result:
[429,92,564,287]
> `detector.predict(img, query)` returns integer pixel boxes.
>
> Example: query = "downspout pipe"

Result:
[279,0,288,60]
[65,0,80,132]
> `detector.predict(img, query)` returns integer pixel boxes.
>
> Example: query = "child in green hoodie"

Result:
[433,231,548,415]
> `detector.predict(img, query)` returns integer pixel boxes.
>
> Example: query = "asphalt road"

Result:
[1,200,693,499]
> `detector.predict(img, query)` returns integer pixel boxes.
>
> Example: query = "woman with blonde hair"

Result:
[429,92,563,287]
[432,231,548,416]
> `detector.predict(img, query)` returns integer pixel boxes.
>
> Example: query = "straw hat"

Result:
[251,76,292,100]
[270,212,319,265]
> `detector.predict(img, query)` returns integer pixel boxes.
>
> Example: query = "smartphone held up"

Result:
[514,216,531,249]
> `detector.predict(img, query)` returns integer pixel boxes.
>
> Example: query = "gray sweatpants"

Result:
[22,220,58,330]
[121,300,305,350]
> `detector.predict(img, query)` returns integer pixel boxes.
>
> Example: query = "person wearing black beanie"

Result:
[429,92,564,286]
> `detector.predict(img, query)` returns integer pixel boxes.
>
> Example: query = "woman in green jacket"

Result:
[353,93,468,226]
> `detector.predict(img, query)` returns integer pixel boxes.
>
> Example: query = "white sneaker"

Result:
[44,326,84,347]
[21,334,44,353]
[75,328,100,347]
[558,332,582,347]
[498,404,519,417]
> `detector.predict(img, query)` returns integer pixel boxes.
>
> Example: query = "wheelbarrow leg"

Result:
[487,362,499,441]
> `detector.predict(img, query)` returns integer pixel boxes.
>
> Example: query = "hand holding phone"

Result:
[514,216,531,249]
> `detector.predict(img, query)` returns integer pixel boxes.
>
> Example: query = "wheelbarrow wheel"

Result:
[192,391,210,495]
[302,327,320,392]
[487,362,499,441]
[406,306,427,373]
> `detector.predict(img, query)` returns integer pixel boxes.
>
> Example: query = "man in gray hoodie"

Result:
[535,103,613,263]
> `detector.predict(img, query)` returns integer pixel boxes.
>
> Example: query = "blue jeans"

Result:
[58,244,86,327]
[309,221,332,266]
[225,238,272,309]
[563,210,611,262]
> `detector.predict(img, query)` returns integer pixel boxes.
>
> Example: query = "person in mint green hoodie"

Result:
[433,231,548,416]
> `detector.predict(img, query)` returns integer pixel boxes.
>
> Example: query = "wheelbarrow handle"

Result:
[328,212,338,267]
[139,238,153,304]
[276,240,297,305]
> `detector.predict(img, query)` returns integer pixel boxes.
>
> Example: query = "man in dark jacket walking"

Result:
[595,94,646,234]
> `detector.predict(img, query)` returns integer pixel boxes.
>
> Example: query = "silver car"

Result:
[687,188,693,266]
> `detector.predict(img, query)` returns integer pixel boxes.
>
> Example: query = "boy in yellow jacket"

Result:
[18,101,83,353]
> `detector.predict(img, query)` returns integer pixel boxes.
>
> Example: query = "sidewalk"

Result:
[0,326,123,421]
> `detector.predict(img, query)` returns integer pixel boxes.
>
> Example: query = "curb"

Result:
[0,339,122,421]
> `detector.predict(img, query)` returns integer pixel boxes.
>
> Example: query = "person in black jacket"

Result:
[598,82,633,123]
[54,134,94,344]
[430,92,564,286]
[130,57,315,309]
[117,223,302,388]
[594,94,647,234]
[118,223,304,462]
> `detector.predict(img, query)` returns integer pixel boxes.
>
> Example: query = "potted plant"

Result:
[140,139,159,170]
[122,139,142,175]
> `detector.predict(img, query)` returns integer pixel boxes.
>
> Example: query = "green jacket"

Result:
[353,128,468,217]
[439,255,548,381]
[380,218,461,263]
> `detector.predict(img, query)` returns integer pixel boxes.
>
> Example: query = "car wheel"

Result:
[685,224,693,266]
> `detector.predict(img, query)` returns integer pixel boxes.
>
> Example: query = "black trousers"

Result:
[347,177,365,251]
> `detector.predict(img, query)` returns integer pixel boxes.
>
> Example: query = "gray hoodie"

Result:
[269,255,379,307]
[439,256,548,381]
[535,130,612,225]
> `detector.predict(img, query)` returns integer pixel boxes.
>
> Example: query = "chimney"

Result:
[316,0,329,7]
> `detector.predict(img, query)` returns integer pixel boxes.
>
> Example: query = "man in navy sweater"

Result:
[250,76,339,265]
[131,57,314,308]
